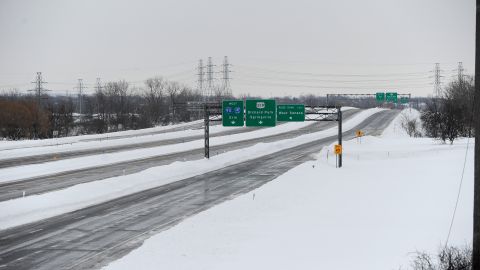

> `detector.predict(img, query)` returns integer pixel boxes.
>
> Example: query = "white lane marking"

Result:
[28,228,43,234]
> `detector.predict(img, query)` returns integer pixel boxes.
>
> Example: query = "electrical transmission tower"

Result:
[457,61,464,85]
[433,63,443,98]
[221,56,232,97]
[94,78,102,93]
[206,57,215,100]
[29,72,49,106]
[197,59,205,101]
[94,78,103,115]
[75,79,86,115]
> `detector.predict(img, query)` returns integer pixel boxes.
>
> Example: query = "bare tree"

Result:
[421,77,475,144]
[410,245,472,270]
[166,81,180,122]
[144,77,166,124]
[400,111,422,137]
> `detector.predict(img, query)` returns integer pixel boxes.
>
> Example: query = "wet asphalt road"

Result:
[0,122,253,169]
[0,110,359,202]
[0,109,398,270]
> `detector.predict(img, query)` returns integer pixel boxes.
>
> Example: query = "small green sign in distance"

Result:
[245,99,276,127]
[376,92,385,102]
[400,97,409,104]
[386,92,398,103]
[222,100,244,126]
[277,104,305,122]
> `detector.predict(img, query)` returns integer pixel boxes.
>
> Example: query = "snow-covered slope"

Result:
[103,109,474,270]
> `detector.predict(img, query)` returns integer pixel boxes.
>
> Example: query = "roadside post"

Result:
[201,102,222,159]
[204,104,210,158]
[356,130,364,143]
[334,144,342,168]
[338,109,342,168]
[304,105,343,168]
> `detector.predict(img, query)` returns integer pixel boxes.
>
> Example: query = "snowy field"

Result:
[103,110,474,270]
[0,108,379,229]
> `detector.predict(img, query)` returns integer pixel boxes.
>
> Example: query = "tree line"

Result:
[1,76,430,140]
[0,77,233,140]
[421,76,476,143]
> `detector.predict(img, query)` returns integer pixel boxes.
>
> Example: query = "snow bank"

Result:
[0,108,381,230]
[0,108,359,184]
[0,107,356,159]
[0,123,304,161]
[381,108,422,138]
[0,120,204,151]
[103,110,474,270]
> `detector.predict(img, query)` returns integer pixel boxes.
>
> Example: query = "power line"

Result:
[236,71,431,84]
[234,79,431,90]
[235,65,431,77]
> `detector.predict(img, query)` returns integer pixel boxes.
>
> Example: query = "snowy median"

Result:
[0,109,355,184]
[0,107,356,160]
[0,121,240,160]
[0,108,383,230]
[0,119,204,151]
[101,109,474,270]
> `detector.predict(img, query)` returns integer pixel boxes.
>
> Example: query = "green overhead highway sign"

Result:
[222,100,244,126]
[400,97,409,104]
[376,92,385,102]
[246,99,276,127]
[386,92,398,103]
[277,104,305,122]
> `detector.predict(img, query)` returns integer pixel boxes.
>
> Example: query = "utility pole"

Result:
[472,1,479,269]
[221,56,232,97]
[206,57,214,101]
[29,72,49,106]
[433,63,443,98]
[197,59,205,101]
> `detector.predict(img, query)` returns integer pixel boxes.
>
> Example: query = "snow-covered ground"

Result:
[0,120,204,151]
[0,108,381,229]
[0,107,356,159]
[0,121,234,160]
[0,108,360,184]
[103,109,474,270]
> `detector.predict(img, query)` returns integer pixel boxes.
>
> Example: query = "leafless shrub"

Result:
[400,112,422,137]
[410,245,472,270]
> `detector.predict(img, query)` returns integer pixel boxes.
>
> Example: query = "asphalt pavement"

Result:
[0,110,359,202]
[0,109,398,270]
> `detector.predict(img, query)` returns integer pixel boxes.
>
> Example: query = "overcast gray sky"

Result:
[0,0,475,97]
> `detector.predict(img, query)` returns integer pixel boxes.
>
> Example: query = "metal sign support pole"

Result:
[204,106,210,159]
[338,109,342,168]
